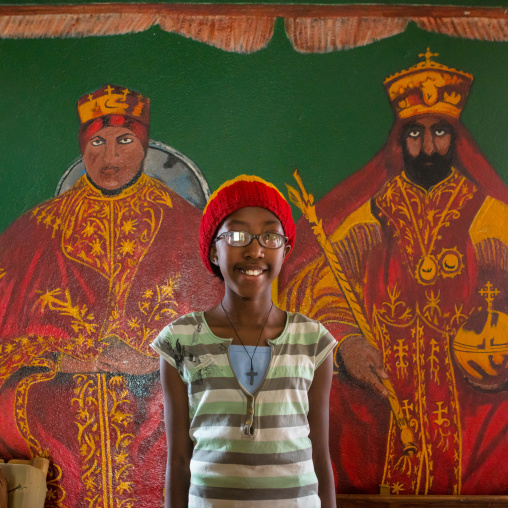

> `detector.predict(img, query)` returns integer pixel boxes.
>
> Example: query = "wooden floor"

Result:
[336,495,508,507]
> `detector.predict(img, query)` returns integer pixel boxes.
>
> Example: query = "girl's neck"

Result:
[221,288,273,327]
[205,286,288,345]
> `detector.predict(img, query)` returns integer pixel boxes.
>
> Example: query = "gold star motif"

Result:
[119,239,136,256]
[121,219,137,235]
[391,481,405,494]
[82,222,96,237]
[90,238,104,256]
[128,317,140,329]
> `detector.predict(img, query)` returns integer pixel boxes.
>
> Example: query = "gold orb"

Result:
[452,310,508,391]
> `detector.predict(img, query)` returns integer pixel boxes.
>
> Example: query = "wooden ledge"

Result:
[336,495,508,507]
[1,4,508,18]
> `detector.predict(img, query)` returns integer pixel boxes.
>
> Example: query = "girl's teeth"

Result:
[244,270,262,276]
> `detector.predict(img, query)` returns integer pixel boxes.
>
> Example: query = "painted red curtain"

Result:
[1,6,508,54]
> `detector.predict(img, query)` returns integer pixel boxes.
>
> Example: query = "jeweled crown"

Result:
[77,84,150,125]
[384,49,473,119]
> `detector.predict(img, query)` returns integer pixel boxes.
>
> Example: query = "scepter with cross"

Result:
[286,170,417,456]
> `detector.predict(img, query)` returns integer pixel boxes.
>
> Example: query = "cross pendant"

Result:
[246,366,258,385]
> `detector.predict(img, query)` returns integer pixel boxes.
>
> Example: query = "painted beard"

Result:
[402,147,454,190]
[86,168,143,195]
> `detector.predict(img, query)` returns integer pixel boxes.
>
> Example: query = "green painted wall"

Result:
[1,18,508,233]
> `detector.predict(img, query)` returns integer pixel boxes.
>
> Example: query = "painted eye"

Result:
[90,138,104,146]
[118,137,134,144]
[435,129,447,137]
[408,130,420,138]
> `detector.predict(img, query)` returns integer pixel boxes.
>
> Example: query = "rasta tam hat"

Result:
[77,84,150,153]
[384,48,473,120]
[199,175,296,273]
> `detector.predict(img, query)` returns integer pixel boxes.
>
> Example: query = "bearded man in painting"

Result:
[0,85,222,507]
[280,50,508,495]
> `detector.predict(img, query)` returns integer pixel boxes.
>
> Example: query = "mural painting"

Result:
[0,85,222,507]
[2,3,508,506]
[280,50,508,495]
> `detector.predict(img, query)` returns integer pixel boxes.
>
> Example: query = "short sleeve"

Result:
[315,323,337,368]
[150,325,177,368]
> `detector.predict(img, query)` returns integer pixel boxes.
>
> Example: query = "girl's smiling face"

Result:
[210,207,291,299]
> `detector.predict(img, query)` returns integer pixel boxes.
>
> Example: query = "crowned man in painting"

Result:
[0,85,222,507]
[280,50,508,495]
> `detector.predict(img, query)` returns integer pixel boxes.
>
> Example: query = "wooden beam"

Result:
[1,3,508,19]
[336,495,508,507]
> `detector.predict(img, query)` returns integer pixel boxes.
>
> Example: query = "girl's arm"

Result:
[160,358,193,508]
[308,353,337,508]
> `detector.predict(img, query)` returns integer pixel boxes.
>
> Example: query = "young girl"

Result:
[151,175,337,507]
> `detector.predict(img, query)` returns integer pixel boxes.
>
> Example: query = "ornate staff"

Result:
[286,169,417,455]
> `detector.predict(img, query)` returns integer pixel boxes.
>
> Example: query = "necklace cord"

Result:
[220,301,273,372]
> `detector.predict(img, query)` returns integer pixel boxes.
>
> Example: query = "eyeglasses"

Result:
[215,231,287,249]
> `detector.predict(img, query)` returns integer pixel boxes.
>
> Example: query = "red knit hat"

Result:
[200,175,296,273]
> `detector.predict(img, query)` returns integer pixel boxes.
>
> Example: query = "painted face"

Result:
[402,116,454,189]
[209,207,291,299]
[82,126,145,191]
[403,116,452,158]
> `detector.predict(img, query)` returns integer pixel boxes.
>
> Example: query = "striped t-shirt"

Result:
[151,311,337,508]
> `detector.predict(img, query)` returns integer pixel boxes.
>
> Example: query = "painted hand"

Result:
[96,341,159,375]
[59,342,159,375]
[59,354,100,374]
[338,335,389,398]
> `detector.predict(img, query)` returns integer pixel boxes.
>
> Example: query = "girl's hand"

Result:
[308,353,337,508]
[161,358,193,508]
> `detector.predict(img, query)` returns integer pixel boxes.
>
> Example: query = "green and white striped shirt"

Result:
[151,311,336,507]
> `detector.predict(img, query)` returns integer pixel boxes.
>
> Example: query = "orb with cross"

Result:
[452,282,508,391]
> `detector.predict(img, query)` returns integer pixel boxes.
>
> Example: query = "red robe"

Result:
[0,174,223,507]
[280,167,508,495]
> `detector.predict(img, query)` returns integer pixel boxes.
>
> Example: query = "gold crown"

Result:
[77,84,150,125]
[384,48,473,119]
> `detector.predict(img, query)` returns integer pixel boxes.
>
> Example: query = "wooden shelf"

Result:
[336,495,508,507]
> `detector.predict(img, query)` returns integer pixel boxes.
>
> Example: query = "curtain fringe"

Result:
[2,9,508,52]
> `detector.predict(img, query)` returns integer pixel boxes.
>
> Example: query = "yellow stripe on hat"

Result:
[203,174,288,215]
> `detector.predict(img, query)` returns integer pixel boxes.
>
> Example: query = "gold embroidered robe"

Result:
[0,174,222,507]
[281,169,508,494]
